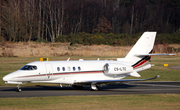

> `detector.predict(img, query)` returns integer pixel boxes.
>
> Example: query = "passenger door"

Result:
[45,64,53,80]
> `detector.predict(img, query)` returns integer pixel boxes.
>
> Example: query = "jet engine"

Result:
[103,63,133,75]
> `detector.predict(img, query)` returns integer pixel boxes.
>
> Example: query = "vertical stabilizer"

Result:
[125,32,157,70]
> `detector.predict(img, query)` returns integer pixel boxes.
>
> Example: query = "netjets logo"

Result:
[114,67,126,71]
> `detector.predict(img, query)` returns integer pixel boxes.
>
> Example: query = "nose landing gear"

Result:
[17,84,22,92]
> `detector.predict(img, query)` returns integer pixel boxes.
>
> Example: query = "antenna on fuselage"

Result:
[67,57,70,61]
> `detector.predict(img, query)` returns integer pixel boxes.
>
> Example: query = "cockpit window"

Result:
[20,65,37,70]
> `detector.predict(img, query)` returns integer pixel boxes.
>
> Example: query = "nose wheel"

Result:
[17,84,22,92]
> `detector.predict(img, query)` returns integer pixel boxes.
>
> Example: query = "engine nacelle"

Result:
[103,63,133,75]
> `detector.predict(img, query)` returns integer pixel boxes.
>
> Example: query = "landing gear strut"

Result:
[91,83,99,91]
[17,84,22,92]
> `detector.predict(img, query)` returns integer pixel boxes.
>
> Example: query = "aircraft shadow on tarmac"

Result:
[1,84,135,92]
[1,82,179,97]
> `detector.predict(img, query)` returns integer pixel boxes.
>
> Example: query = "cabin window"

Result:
[73,67,75,71]
[78,66,81,71]
[62,67,65,71]
[20,65,37,70]
[57,67,60,71]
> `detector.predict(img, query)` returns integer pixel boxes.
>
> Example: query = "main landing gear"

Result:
[91,83,99,91]
[17,84,22,92]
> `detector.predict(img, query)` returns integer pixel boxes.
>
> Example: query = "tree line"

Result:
[0,0,180,43]
[55,32,180,46]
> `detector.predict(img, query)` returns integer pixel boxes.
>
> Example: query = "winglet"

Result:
[147,75,160,80]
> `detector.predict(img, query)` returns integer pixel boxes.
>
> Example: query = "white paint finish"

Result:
[3,32,163,90]
[45,63,53,80]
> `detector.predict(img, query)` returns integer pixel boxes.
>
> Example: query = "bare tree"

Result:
[60,0,64,35]
[1,0,21,42]
[1,0,180,42]
[74,2,83,34]
[0,1,3,38]
[130,6,134,35]
[37,0,42,39]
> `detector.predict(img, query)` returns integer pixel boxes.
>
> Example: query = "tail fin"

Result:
[125,32,157,70]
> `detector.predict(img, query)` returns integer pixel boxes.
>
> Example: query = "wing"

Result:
[74,75,160,85]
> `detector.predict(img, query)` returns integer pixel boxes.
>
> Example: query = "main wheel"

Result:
[91,84,99,91]
[17,88,22,92]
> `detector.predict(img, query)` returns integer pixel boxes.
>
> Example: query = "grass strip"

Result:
[0,56,180,87]
[0,94,180,110]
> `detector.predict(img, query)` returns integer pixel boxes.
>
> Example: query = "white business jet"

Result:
[3,32,169,92]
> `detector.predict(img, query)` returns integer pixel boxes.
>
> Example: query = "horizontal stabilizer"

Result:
[134,54,175,57]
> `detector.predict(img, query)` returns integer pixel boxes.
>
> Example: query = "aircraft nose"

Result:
[3,71,19,82]
[3,75,10,82]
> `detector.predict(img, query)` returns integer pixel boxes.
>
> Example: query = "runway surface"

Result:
[0,81,180,98]
[169,65,180,70]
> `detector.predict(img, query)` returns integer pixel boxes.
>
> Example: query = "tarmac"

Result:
[0,81,180,98]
